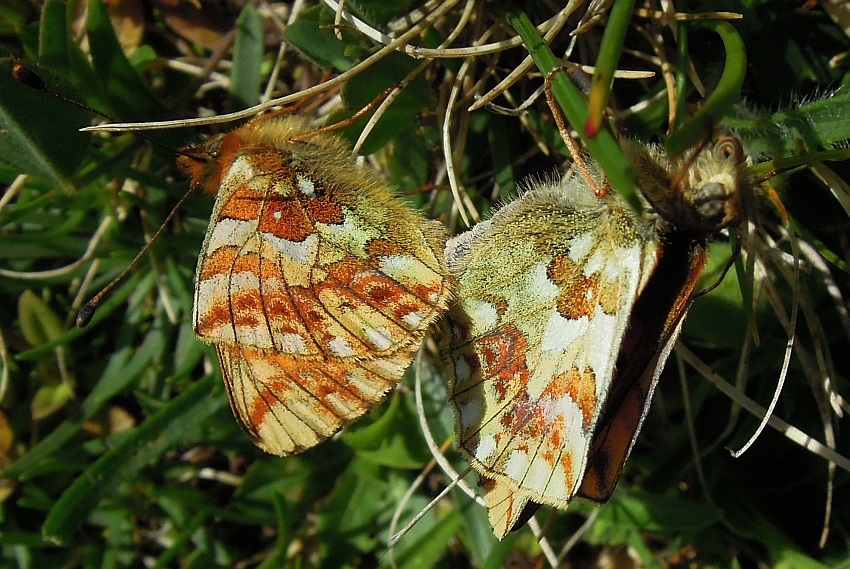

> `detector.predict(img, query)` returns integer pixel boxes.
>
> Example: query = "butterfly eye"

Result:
[714,137,743,163]
[692,182,731,226]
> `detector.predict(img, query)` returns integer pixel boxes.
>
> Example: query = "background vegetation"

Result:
[1,1,849,567]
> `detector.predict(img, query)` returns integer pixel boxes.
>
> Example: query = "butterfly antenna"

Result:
[13,63,198,160]
[544,67,606,198]
[76,184,199,327]
[9,64,207,327]
[12,63,113,121]
[287,83,399,144]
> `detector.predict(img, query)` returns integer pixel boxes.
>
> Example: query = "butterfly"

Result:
[178,115,454,456]
[441,137,746,538]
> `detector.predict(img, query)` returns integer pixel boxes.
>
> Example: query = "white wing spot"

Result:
[504,450,531,481]
[366,327,393,350]
[278,333,309,354]
[463,300,499,334]
[297,175,315,197]
[528,261,560,303]
[453,355,471,382]
[328,336,355,357]
[460,399,484,431]
[475,434,497,462]
[541,309,588,352]
[568,232,594,263]
[402,311,425,327]
[265,233,318,265]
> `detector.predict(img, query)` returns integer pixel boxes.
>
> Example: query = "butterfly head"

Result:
[679,137,746,230]
[177,124,269,196]
[629,137,746,235]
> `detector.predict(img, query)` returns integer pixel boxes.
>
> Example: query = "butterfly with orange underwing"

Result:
[441,136,747,538]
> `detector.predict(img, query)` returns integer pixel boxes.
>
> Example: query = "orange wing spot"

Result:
[500,407,519,429]
[366,238,405,259]
[234,346,400,442]
[232,251,261,274]
[596,276,622,315]
[560,451,575,493]
[198,246,239,280]
[288,287,332,331]
[499,393,546,438]
[326,259,364,283]
[326,261,434,329]
[197,302,235,334]
[248,383,277,435]
[306,192,345,225]
[549,424,562,449]
[549,254,600,320]
[258,195,314,242]
[412,279,449,305]
[259,289,305,335]
[367,283,401,304]
[229,291,264,328]
[351,272,411,309]
[556,365,598,429]
[474,325,530,403]
[542,416,567,468]
[218,187,265,221]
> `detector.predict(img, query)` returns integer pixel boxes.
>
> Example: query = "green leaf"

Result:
[0,1,36,36]
[16,272,153,362]
[487,114,519,198]
[85,0,161,120]
[41,374,225,543]
[17,290,64,346]
[5,304,164,479]
[37,0,69,68]
[31,382,73,420]
[726,91,850,157]
[666,21,746,155]
[230,4,263,110]
[585,0,634,137]
[333,51,433,154]
[506,10,644,213]
[341,393,401,451]
[0,59,91,185]
[391,507,460,569]
[283,5,358,71]
[598,491,722,533]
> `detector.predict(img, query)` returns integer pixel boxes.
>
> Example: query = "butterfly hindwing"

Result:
[445,140,745,538]
[183,116,453,456]
[444,175,659,516]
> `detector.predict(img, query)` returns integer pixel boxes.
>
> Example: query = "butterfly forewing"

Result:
[578,236,707,502]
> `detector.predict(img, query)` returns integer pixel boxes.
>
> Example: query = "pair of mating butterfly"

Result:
[181,112,745,539]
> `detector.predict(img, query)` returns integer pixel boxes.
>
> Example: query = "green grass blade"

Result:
[665,21,746,154]
[41,373,224,543]
[505,10,643,212]
[585,0,634,137]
